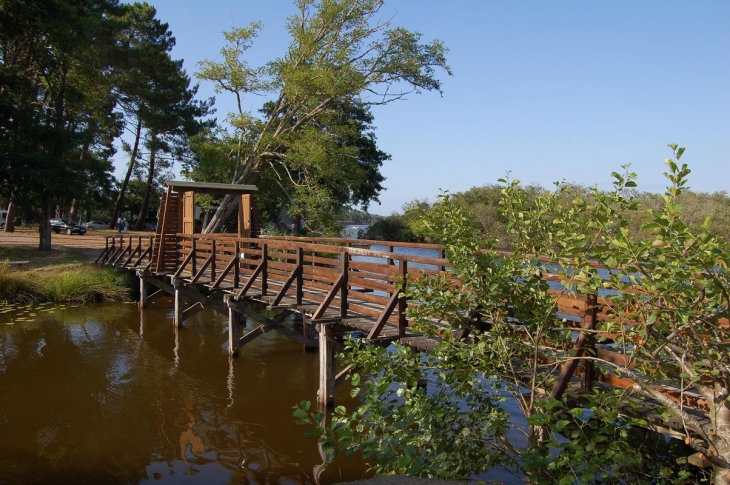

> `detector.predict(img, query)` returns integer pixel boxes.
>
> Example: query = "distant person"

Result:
[117,217,124,235]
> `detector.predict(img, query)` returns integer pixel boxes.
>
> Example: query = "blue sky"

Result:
[141,0,729,216]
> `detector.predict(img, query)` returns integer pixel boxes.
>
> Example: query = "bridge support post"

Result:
[139,274,148,310]
[303,317,317,352]
[226,296,242,357]
[173,278,184,328]
[317,323,336,408]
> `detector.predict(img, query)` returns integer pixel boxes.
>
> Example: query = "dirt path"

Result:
[0,228,154,261]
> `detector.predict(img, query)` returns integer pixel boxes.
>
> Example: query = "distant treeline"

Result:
[339,207,384,226]
[365,184,730,249]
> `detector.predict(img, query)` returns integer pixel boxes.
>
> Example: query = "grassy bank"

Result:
[0,246,133,303]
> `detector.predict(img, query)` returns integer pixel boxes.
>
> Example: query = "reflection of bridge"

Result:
[96,181,721,455]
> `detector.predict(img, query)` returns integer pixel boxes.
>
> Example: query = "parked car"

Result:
[84,220,109,230]
[50,219,86,235]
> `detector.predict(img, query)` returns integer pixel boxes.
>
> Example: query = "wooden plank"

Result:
[347,275,393,293]
[182,301,204,321]
[349,260,401,275]
[367,290,401,340]
[312,274,345,320]
[239,324,270,347]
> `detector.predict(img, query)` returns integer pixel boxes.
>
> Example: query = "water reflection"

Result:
[0,300,368,484]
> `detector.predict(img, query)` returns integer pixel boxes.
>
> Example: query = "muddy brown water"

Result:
[0,299,370,484]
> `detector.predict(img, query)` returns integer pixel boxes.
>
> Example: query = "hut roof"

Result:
[165,180,258,196]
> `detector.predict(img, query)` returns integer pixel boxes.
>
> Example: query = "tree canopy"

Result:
[190,0,451,234]
[0,0,210,245]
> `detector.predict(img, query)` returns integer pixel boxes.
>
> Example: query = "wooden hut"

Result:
[152,181,258,273]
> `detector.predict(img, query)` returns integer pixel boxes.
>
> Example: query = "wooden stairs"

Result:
[152,189,180,273]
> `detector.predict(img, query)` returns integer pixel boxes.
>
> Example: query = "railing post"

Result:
[341,251,349,318]
[261,243,268,296]
[191,237,197,276]
[234,241,240,288]
[211,239,217,282]
[582,292,598,391]
[398,260,408,336]
[296,246,304,305]
[148,236,153,263]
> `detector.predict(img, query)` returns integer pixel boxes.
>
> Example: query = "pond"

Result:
[0,300,369,484]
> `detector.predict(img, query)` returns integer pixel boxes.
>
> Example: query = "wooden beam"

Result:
[235,259,265,299]
[366,290,400,340]
[340,252,349,318]
[239,193,252,238]
[228,304,243,356]
[190,253,214,284]
[173,250,195,278]
[174,280,184,328]
[211,255,239,289]
[549,331,588,400]
[296,247,303,305]
[335,363,354,386]
[239,324,270,347]
[110,243,131,266]
[146,288,165,304]
[138,275,148,310]
[318,323,336,408]
[133,245,152,268]
[312,274,344,320]
[233,305,316,346]
[121,237,142,267]
[397,260,408,335]
[94,238,110,264]
[182,301,204,322]
[270,265,301,307]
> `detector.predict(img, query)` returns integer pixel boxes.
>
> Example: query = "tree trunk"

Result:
[202,165,260,234]
[3,198,16,232]
[68,198,78,222]
[134,134,156,231]
[38,194,53,251]
[202,193,238,233]
[708,402,730,484]
[112,115,143,229]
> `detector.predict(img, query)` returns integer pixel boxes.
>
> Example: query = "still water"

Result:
[0,301,369,484]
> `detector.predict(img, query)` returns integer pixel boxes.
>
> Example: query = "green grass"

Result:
[0,245,95,269]
[0,248,133,303]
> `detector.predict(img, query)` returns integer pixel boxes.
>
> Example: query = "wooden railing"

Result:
[96,234,155,269]
[172,235,451,335]
[100,233,728,415]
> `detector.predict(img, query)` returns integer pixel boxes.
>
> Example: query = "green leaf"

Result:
[555,420,570,431]
[292,408,309,421]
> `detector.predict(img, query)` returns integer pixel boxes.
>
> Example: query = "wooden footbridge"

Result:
[97,181,723,453]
